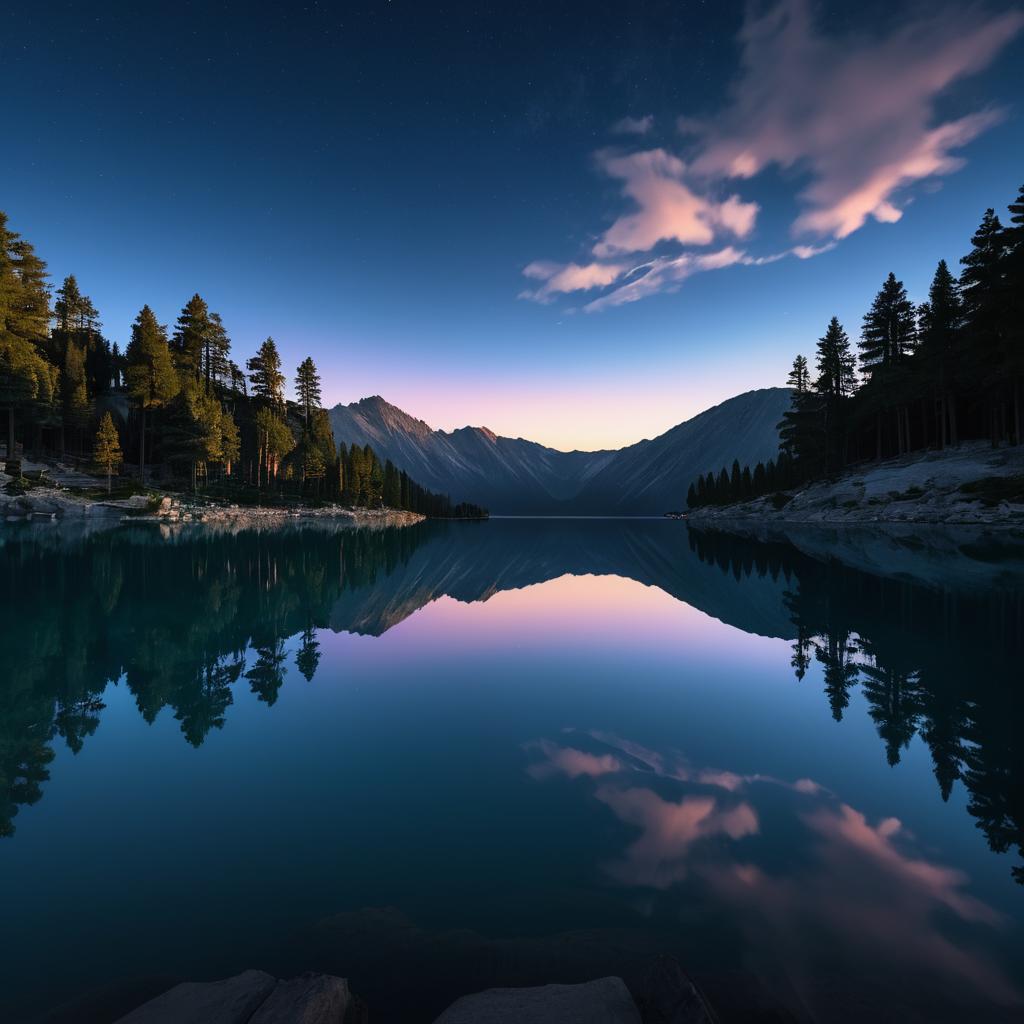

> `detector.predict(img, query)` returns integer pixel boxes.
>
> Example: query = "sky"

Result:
[3,0,1023,451]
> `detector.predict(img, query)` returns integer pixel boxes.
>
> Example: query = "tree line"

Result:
[688,182,1024,509]
[0,211,486,517]
[687,524,1024,884]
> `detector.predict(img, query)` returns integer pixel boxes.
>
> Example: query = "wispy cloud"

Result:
[584,247,747,312]
[519,259,629,303]
[521,0,1022,310]
[612,114,654,136]
[690,0,1023,239]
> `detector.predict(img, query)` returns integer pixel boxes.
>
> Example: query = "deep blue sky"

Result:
[4,1,1023,448]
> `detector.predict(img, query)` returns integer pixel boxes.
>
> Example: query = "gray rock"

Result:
[433,976,642,1024]
[249,972,353,1023]
[113,969,277,1024]
[637,956,716,1024]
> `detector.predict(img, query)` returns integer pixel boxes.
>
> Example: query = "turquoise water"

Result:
[1,518,1022,1022]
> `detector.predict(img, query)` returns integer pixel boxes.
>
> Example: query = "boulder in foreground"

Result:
[114,969,354,1024]
[432,975,642,1024]
[114,969,277,1023]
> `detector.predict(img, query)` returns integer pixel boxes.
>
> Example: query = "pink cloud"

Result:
[583,247,747,312]
[520,1,1021,310]
[519,259,629,303]
[689,0,1023,238]
[593,149,758,257]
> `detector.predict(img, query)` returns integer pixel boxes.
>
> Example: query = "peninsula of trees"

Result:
[687,182,1024,510]
[0,213,486,519]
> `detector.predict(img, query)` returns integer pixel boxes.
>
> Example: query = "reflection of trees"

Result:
[0,523,428,836]
[687,525,1024,884]
[247,639,288,706]
[295,627,321,682]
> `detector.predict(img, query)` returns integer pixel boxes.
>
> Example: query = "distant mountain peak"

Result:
[329,387,791,513]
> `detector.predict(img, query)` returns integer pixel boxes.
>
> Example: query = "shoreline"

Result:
[685,442,1024,528]
[1,483,426,531]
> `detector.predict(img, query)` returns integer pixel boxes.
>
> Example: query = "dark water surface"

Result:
[1,518,1022,1023]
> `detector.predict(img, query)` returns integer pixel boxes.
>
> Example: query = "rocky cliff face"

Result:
[329,389,791,514]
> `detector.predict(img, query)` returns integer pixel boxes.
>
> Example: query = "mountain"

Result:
[328,388,791,514]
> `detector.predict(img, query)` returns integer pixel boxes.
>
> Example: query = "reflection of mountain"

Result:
[2,518,1022,885]
[328,518,795,638]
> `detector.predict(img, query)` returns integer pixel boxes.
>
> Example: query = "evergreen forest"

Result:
[688,183,1024,509]
[0,214,485,518]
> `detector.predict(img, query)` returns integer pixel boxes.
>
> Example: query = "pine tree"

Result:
[917,260,963,447]
[124,305,179,479]
[204,312,232,391]
[92,412,122,492]
[0,213,56,469]
[686,481,697,509]
[383,459,401,508]
[787,354,809,394]
[961,208,1010,442]
[220,412,240,477]
[62,338,92,450]
[253,406,295,485]
[814,317,855,471]
[110,341,123,389]
[247,337,285,407]
[302,443,326,493]
[1001,184,1024,442]
[716,467,729,504]
[171,294,211,385]
[295,356,322,425]
[859,272,916,379]
[816,317,855,399]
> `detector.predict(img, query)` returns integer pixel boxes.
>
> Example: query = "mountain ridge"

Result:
[329,388,791,514]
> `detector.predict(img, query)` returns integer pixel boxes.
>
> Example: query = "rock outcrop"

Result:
[433,977,642,1023]
[688,442,1024,526]
[0,479,425,531]
[114,970,357,1024]
[114,969,279,1023]
[113,965,716,1024]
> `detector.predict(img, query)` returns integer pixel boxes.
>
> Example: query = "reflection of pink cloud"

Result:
[690,0,1023,239]
[809,803,999,926]
[526,733,1021,1011]
[524,739,622,780]
[593,149,758,257]
[597,785,759,888]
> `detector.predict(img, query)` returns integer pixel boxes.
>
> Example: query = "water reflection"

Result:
[1,516,1022,895]
[525,731,1019,1012]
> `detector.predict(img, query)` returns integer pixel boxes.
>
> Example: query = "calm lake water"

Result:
[1,517,1023,1023]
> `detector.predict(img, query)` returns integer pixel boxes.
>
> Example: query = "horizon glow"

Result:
[3,1,1022,451]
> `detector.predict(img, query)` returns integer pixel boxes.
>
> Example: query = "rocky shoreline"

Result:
[114,962,714,1024]
[0,479,425,531]
[686,442,1024,527]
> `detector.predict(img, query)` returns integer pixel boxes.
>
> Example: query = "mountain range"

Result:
[328,387,791,514]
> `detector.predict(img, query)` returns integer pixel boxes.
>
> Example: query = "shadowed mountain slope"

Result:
[328,389,791,514]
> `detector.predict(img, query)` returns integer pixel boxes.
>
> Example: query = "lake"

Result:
[1,517,1022,1023]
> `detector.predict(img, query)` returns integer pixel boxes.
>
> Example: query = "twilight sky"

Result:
[4,0,1023,450]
